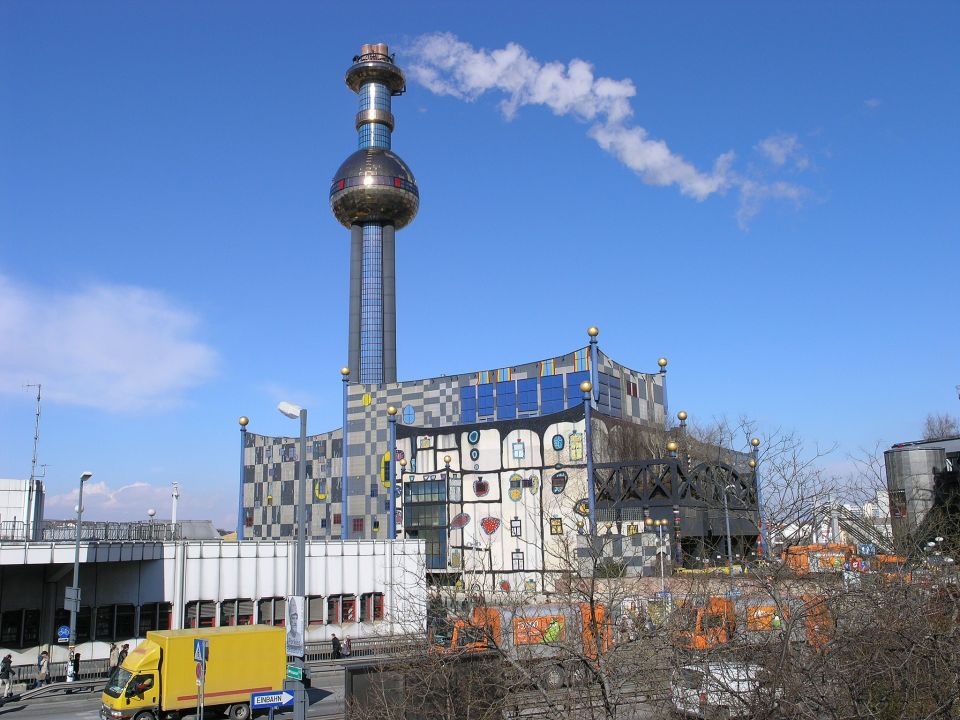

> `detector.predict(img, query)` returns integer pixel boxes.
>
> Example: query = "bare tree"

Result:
[923,413,960,440]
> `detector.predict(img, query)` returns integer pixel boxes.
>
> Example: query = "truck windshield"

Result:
[104,667,133,699]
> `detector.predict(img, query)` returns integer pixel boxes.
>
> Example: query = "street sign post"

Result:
[286,665,304,681]
[64,586,81,614]
[193,638,209,663]
[251,691,295,710]
[56,625,70,643]
[193,638,208,719]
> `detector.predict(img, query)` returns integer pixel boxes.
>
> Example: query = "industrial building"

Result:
[885,435,960,544]
[239,44,763,591]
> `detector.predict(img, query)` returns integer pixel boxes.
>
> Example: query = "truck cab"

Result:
[101,641,160,719]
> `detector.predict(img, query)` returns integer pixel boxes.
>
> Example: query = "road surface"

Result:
[0,668,345,719]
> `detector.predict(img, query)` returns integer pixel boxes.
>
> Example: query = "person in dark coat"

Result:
[0,654,14,697]
[117,644,129,666]
[71,652,80,681]
[330,634,342,660]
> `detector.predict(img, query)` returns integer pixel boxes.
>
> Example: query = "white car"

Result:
[671,662,778,718]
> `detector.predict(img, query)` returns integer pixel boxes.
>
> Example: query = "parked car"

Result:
[671,661,778,718]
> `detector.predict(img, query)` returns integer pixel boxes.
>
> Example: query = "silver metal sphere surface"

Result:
[330,147,419,229]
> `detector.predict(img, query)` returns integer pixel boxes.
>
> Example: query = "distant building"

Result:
[0,478,44,541]
[885,435,960,543]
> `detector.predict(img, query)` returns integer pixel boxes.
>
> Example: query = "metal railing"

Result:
[0,520,180,543]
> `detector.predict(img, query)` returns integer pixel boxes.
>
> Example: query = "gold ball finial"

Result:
[387,406,398,416]
[340,366,350,377]
[657,357,668,369]
[748,458,757,469]
[579,380,593,393]
[644,517,654,526]
[677,410,688,421]
[399,458,407,467]
[750,437,761,447]
[238,416,249,427]
[443,455,452,465]
[666,440,679,452]
[587,326,599,338]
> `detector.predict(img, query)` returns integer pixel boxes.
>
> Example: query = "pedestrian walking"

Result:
[343,636,352,657]
[71,652,80,681]
[109,643,119,670]
[117,644,129,666]
[37,651,49,686]
[330,633,342,660]
[0,654,14,697]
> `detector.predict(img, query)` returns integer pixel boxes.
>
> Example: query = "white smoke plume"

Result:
[406,33,806,224]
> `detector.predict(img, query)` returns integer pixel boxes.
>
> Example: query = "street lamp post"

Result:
[646,518,669,595]
[341,367,350,539]
[387,406,398,539]
[67,470,93,669]
[581,381,596,534]
[277,401,308,720]
[722,483,736,578]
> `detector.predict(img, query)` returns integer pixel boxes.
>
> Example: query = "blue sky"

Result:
[1,1,957,527]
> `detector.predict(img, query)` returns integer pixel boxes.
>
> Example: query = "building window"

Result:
[342,595,356,622]
[449,478,462,503]
[333,513,342,525]
[477,383,494,417]
[184,601,216,629]
[370,483,378,498]
[220,599,253,626]
[360,592,384,622]
[517,378,538,414]
[549,518,563,535]
[352,518,364,533]
[460,386,477,423]
[138,603,172,636]
[402,405,415,424]
[540,375,564,414]
[308,596,325,626]
[510,518,521,537]
[321,518,327,529]
[565,371,590,408]
[497,380,516,420]
[257,598,286,627]
[327,596,341,624]
[511,551,525,571]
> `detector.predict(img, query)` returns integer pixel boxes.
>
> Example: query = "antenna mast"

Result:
[24,384,42,483]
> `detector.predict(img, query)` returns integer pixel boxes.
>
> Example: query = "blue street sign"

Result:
[193,638,209,663]
[726,587,743,599]
[654,591,671,600]
[251,690,295,709]
[858,543,876,557]
[56,625,70,642]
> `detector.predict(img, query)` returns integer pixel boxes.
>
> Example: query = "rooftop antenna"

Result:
[23,384,42,484]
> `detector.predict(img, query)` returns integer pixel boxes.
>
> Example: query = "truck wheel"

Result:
[132,712,156,720]
[228,703,251,719]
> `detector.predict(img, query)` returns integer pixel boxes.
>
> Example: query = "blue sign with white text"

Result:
[56,625,70,642]
[251,690,295,709]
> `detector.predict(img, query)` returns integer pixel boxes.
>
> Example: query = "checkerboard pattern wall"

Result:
[242,346,666,544]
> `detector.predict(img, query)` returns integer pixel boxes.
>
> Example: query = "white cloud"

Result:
[405,33,811,225]
[406,33,729,201]
[755,133,809,169]
[0,274,218,412]
[864,98,882,109]
[736,180,807,230]
[45,480,233,527]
